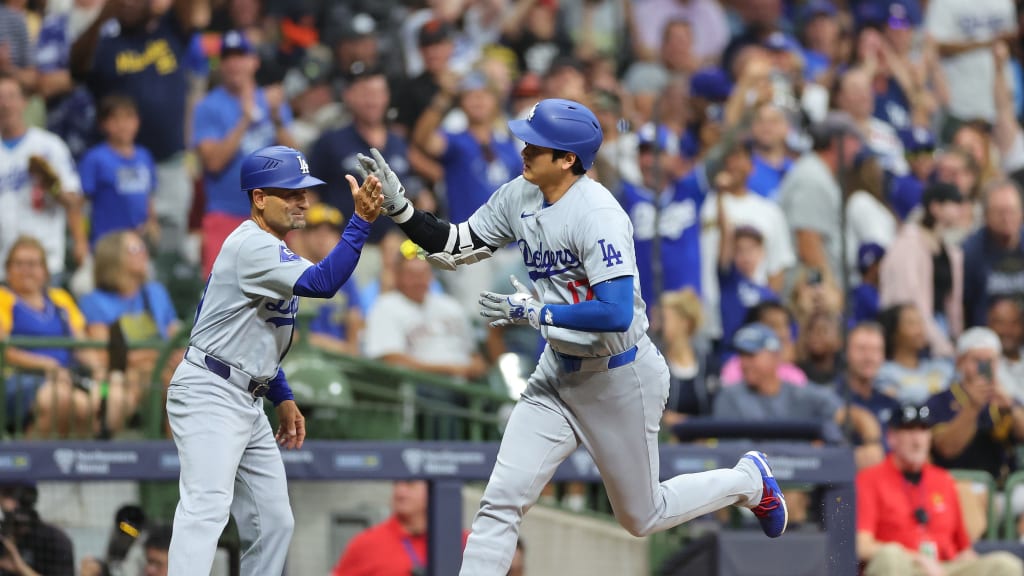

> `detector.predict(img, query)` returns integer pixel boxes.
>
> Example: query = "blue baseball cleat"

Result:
[742,451,788,538]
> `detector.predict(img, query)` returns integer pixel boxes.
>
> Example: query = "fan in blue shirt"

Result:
[713,171,777,360]
[618,124,707,311]
[78,94,157,248]
[411,71,522,223]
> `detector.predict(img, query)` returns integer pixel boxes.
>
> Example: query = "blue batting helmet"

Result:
[240,145,325,192]
[508,99,603,170]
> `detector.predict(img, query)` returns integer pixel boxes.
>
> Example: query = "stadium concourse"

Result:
[5,0,1024,574]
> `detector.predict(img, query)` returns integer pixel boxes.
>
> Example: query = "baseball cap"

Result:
[458,71,489,93]
[799,0,837,23]
[857,242,886,273]
[220,30,254,57]
[888,404,933,429]
[733,323,782,354]
[886,2,912,29]
[689,68,733,102]
[513,72,542,99]
[342,61,385,86]
[900,127,936,154]
[956,327,1002,355]
[306,204,343,229]
[763,32,799,53]
[418,18,454,47]
[637,123,678,154]
[889,177,923,221]
[339,13,377,42]
[922,182,963,205]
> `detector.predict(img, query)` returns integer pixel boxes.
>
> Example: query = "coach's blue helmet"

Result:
[509,98,604,170]
[240,145,325,192]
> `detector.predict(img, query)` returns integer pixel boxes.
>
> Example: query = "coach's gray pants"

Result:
[460,337,762,575]
[166,362,294,576]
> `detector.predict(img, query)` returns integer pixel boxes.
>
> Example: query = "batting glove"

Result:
[355,148,410,218]
[480,276,548,329]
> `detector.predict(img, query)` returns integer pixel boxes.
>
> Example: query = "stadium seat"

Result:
[950,469,998,541]
[1002,470,1024,540]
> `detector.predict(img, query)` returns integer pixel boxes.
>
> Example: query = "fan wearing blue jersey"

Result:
[165,145,382,576]
[78,94,158,248]
[356,99,790,576]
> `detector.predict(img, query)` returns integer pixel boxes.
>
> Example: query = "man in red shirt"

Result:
[856,405,1023,575]
[332,480,469,576]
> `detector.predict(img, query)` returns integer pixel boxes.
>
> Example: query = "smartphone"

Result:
[807,269,822,286]
[978,359,993,380]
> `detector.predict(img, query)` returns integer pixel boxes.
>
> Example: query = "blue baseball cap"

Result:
[886,2,912,29]
[899,127,936,154]
[637,123,678,154]
[763,32,799,53]
[689,68,733,102]
[800,0,837,23]
[889,176,923,221]
[857,243,886,272]
[221,30,254,57]
[733,323,782,354]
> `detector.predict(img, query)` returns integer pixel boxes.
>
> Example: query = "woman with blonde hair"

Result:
[659,288,714,431]
[0,236,97,437]
[78,230,180,435]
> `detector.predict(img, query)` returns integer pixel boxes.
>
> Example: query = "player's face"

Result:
[259,188,311,235]
[521,143,571,186]
[144,548,169,576]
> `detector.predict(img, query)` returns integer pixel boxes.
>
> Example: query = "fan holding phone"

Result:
[923,327,1024,481]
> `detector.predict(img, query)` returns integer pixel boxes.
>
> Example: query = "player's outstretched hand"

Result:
[354,148,410,217]
[275,400,306,450]
[479,276,545,330]
[346,173,384,223]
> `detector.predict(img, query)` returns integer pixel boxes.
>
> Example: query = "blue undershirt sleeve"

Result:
[293,215,371,298]
[266,367,294,406]
[542,276,634,332]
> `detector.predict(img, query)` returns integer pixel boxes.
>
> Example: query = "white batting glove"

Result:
[479,276,548,329]
[355,148,410,218]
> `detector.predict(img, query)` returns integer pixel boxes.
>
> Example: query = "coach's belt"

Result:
[185,346,270,398]
[554,345,638,373]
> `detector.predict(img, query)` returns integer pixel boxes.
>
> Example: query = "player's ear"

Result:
[250,188,265,209]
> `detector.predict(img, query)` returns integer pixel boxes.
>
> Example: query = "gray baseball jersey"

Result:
[469,175,647,357]
[189,220,313,380]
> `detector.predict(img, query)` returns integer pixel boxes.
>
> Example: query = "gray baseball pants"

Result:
[166,360,294,576]
[459,336,762,575]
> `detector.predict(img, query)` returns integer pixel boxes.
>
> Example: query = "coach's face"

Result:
[254,187,310,236]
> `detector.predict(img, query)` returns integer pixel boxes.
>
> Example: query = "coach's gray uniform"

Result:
[167,220,312,576]
[460,175,762,574]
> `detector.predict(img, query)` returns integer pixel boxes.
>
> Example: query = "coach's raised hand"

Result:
[346,173,384,223]
[355,148,411,218]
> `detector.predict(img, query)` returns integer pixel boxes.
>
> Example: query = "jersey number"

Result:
[567,280,595,304]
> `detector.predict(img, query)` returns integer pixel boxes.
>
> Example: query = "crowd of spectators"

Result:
[10,0,1024,569]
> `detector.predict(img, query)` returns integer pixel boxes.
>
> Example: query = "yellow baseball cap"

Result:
[306,204,343,228]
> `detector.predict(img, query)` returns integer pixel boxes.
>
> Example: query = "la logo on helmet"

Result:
[296,155,310,175]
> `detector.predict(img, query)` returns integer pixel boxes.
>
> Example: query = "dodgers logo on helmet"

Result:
[508,99,604,170]
[240,145,326,192]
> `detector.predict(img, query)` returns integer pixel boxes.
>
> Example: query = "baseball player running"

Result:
[165,145,382,575]
[356,99,788,575]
